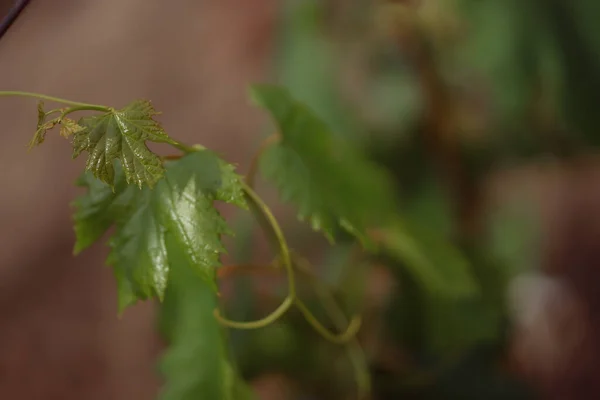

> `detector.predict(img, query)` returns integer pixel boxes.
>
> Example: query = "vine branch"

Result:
[213,181,297,329]
[291,254,371,398]
[0,91,111,111]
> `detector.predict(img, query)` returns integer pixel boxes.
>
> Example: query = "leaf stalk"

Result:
[0,90,110,111]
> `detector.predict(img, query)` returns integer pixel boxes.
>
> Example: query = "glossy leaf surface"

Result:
[72,150,247,311]
[71,100,176,188]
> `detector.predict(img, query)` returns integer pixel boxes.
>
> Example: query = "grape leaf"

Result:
[107,186,170,308]
[158,235,255,400]
[72,150,247,311]
[250,84,398,245]
[71,100,177,189]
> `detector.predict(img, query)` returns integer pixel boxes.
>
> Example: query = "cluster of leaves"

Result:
[259,1,529,397]
[73,150,247,310]
[274,1,600,398]
[446,0,600,154]
[14,1,597,399]
[31,101,84,146]
[252,85,476,302]
[33,99,182,189]
[19,80,483,399]
[29,98,247,311]
[28,96,251,398]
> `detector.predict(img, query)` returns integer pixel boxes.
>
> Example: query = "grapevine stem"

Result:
[242,182,295,297]
[295,298,362,344]
[0,91,110,111]
[214,296,293,329]
[59,105,112,117]
[213,182,296,329]
[215,258,371,398]
[292,255,371,398]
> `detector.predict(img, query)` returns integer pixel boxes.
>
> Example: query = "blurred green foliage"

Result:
[214,0,600,398]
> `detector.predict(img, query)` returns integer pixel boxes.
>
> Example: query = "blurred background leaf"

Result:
[220,0,600,398]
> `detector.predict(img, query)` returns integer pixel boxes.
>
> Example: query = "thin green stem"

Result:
[214,182,296,329]
[346,337,372,399]
[216,258,371,398]
[293,255,371,398]
[60,105,111,117]
[0,91,111,110]
[242,182,295,297]
[290,255,363,344]
[214,296,293,329]
[294,298,362,344]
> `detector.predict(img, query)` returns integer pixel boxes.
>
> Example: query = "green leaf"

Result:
[107,187,170,306]
[159,234,254,400]
[251,84,398,245]
[166,149,248,210]
[71,100,176,189]
[72,150,247,311]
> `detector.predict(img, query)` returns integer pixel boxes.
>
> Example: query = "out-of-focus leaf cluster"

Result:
[229,0,600,398]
